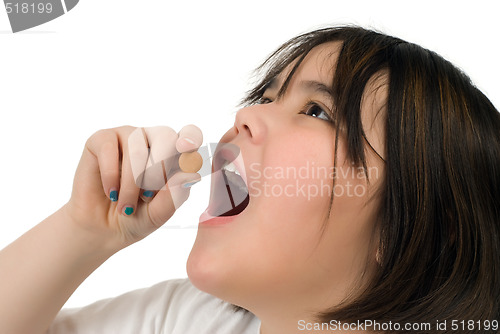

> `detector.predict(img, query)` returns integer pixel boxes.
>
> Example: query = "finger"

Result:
[176,124,203,153]
[147,171,201,227]
[86,130,120,201]
[128,128,150,188]
[118,127,149,215]
[141,126,178,192]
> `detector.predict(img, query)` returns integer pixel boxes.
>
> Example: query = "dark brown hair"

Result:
[243,26,500,333]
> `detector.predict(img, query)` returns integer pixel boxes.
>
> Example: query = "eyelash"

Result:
[257,97,332,122]
[257,97,273,104]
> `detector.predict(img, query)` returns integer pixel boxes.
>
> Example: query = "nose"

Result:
[233,104,268,144]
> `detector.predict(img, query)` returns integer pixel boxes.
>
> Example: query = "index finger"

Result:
[85,129,121,201]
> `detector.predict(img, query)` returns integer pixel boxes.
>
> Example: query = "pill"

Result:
[179,151,203,173]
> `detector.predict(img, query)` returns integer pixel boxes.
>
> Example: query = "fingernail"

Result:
[143,190,154,198]
[183,138,196,145]
[176,137,198,152]
[110,190,118,202]
[123,206,134,216]
[182,180,200,188]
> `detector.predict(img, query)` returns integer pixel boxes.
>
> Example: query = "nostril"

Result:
[243,124,254,138]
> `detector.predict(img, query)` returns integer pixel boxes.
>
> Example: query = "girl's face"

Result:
[187,42,387,316]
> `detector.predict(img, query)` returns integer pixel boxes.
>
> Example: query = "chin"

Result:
[187,242,258,310]
[186,241,228,297]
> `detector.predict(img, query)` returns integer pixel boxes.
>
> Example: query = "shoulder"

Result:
[50,278,260,334]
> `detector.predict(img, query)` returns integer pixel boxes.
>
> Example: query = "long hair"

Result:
[243,26,500,333]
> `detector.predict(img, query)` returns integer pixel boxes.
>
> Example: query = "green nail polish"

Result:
[110,190,118,202]
[124,206,134,216]
[143,190,154,198]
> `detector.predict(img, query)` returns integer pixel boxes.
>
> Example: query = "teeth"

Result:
[222,162,240,176]
[221,161,247,194]
[224,168,249,195]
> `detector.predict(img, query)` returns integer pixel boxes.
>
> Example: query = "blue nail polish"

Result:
[110,190,118,202]
[143,190,154,198]
[124,206,134,216]
[183,180,200,188]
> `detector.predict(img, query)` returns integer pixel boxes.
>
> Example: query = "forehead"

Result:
[274,41,343,88]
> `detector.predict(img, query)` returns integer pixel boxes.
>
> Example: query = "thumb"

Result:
[147,172,201,226]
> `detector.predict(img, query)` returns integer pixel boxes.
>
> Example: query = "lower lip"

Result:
[199,210,239,226]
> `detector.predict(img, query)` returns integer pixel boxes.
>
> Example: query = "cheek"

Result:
[249,137,335,247]
[262,138,331,194]
[253,131,379,256]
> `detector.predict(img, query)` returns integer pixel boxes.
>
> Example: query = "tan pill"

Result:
[179,151,203,173]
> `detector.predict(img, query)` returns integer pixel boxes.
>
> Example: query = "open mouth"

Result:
[206,144,250,217]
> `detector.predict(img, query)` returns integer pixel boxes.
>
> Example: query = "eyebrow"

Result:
[264,78,333,100]
[300,80,334,99]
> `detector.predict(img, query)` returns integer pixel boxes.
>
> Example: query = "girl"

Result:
[0,26,499,334]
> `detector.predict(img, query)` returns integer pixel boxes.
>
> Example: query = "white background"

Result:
[0,0,498,308]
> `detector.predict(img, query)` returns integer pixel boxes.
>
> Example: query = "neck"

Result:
[248,291,361,334]
[247,283,374,334]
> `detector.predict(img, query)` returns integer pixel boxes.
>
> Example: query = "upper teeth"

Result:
[221,161,248,195]
[222,162,240,176]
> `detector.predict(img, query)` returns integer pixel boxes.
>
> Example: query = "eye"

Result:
[303,102,331,121]
[257,97,273,104]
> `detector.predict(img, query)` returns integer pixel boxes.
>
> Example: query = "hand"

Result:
[64,125,203,250]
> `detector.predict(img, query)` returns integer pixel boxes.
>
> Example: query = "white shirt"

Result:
[48,278,261,334]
